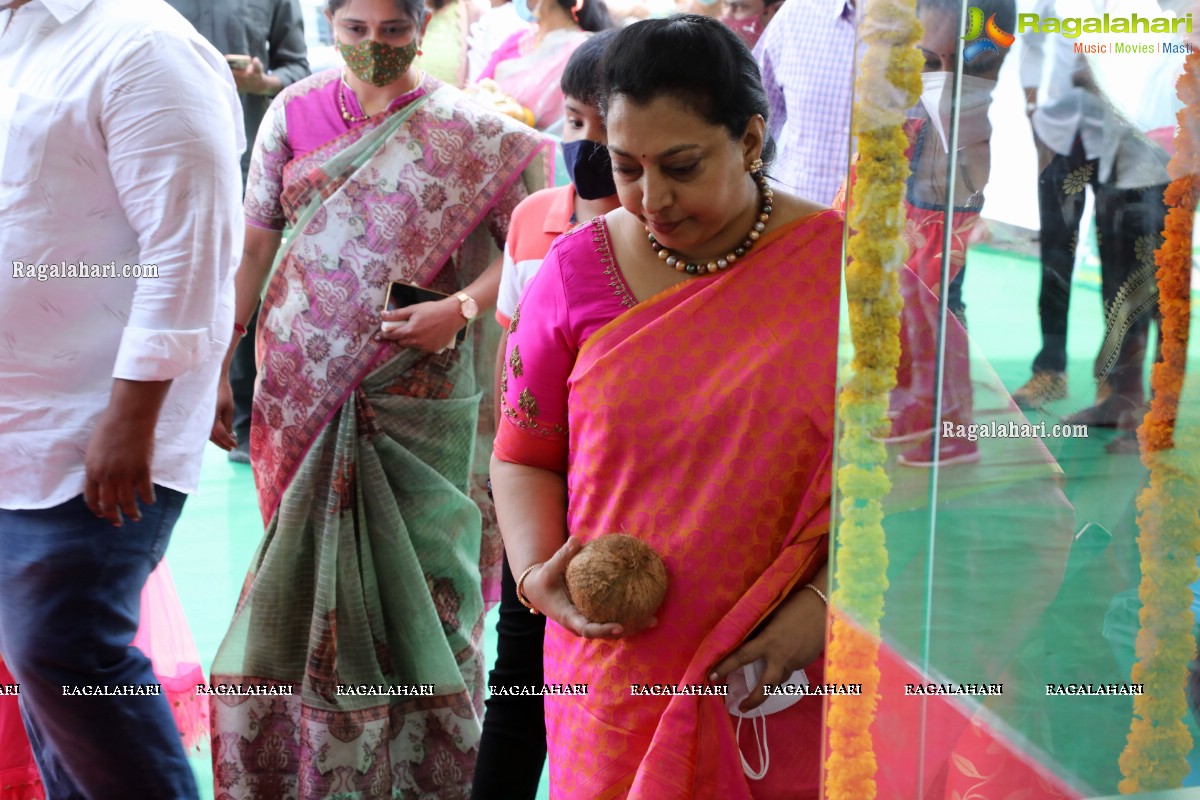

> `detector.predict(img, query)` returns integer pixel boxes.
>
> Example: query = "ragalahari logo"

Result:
[961,7,1015,61]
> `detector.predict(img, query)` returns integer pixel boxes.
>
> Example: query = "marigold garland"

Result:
[824,0,922,796]
[1118,48,1200,794]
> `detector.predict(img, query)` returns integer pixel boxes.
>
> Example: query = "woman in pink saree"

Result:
[490,16,836,798]
[205,0,551,796]
[475,0,611,133]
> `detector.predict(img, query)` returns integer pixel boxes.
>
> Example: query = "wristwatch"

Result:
[455,291,479,321]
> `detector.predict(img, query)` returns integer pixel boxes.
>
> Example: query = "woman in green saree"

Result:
[207,0,551,796]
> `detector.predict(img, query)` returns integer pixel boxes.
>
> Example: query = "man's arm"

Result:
[267,0,310,88]
[232,0,310,96]
[84,380,172,526]
[1018,0,1054,108]
[92,30,243,524]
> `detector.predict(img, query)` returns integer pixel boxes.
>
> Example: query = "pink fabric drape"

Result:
[505,211,845,799]
[0,563,207,800]
[484,28,589,131]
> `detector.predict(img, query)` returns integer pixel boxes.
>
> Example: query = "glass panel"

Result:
[826,0,1196,795]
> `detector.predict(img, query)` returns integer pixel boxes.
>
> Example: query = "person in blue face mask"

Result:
[490,29,621,338]
[472,29,620,800]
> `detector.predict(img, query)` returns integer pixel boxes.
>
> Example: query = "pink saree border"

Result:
[575,208,840,365]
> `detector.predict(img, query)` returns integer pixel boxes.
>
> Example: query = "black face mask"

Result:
[562,139,617,200]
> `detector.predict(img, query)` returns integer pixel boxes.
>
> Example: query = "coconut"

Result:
[565,533,668,628]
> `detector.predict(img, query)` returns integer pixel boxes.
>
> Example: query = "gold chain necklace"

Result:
[339,71,426,123]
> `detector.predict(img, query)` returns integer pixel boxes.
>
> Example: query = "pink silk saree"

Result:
[505,211,845,798]
[487,29,590,133]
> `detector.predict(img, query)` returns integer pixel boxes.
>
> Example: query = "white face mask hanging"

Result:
[919,71,997,152]
[725,658,809,780]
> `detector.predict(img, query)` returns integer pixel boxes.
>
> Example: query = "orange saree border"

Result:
[575,208,839,365]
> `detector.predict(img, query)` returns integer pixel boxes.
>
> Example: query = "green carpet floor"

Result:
[166,244,1196,798]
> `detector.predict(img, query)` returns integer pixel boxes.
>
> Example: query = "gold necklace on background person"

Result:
[339,68,427,122]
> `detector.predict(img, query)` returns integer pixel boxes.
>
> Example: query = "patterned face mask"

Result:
[337,38,419,87]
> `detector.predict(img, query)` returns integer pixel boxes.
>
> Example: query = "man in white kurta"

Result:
[0,0,243,795]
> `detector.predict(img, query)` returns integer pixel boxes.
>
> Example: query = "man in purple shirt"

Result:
[753,0,858,204]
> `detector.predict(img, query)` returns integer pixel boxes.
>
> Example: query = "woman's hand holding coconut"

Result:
[490,461,660,640]
[708,565,829,714]
[520,537,644,640]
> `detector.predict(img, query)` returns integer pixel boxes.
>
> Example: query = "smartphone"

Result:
[385,280,467,346]
[225,54,252,71]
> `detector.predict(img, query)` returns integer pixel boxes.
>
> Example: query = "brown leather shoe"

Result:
[1013,370,1067,409]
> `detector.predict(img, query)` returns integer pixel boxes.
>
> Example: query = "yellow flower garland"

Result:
[1118,48,1200,794]
[824,0,922,795]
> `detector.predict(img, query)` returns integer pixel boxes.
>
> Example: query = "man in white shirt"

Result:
[0,0,243,795]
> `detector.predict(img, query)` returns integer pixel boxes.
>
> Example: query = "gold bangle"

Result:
[516,562,544,615]
[804,583,828,606]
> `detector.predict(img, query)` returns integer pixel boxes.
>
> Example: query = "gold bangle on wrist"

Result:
[516,562,544,615]
[804,583,828,606]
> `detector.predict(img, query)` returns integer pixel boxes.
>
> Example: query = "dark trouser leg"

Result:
[471,553,547,800]
[1032,141,1090,374]
[946,263,967,329]
[0,489,197,800]
[1092,180,1167,409]
[228,305,259,445]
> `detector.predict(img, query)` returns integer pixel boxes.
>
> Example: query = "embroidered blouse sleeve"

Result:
[492,237,574,474]
[243,92,292,231]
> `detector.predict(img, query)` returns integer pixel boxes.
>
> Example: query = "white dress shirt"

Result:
[0,0,245,509]
[1021,0,1170,189]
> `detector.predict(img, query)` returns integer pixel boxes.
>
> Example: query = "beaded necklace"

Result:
[645,169,774,276]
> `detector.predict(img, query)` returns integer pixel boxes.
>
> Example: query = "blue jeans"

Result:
[0,488,199,800]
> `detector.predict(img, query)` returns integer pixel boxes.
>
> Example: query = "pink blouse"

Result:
[477,28,526,82]
[244,71,431,231]
[492,217,647,473]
